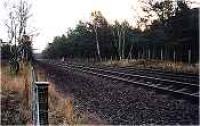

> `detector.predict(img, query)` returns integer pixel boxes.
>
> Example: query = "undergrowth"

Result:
[98,59,199,74]
[1,62,32,125]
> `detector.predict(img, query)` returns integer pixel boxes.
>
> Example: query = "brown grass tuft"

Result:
[64,97,74,124]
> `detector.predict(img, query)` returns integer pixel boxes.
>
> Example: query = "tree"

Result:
[112,21,123,60]
[1,44,13,59]
[140,0,175,25]
[4,0,33,73]
[112,21,132,60]
[43,21,97,59]
[175,0,190,15]
[90,11,108,61]
[121,21,130,59]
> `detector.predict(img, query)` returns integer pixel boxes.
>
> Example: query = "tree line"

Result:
[41,0,198,63]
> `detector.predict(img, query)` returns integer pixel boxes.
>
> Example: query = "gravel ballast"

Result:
[41,64,199,125]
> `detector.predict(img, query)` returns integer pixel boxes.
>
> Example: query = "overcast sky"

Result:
[0,0,199,53]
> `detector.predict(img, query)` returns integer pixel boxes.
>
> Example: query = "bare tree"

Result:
[117,24,122,60]
[4,0,33,73]
[4,0,33,59]
[121,21,129,59]
[112,21,130,60]
[112,21,122,60]
[91,11,103,61]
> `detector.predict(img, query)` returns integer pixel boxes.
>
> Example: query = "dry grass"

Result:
[48,84,75,124]
[35,66,106,125]
[47,82,93,125]
[99,59,199,74]
[1,62,32,125]
[47,83,106,125]
[1,62,104,125]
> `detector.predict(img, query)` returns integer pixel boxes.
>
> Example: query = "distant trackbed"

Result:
[39,60,199,102]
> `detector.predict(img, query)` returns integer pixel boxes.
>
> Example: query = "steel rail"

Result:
[39,61,199,100]
[82,64,199,79]
[62,64,199,87]
[54,64,199,100]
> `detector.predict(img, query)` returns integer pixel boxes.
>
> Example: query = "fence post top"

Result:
[35,81,49,86]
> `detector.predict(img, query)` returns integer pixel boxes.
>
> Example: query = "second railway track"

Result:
[93,65,199,84]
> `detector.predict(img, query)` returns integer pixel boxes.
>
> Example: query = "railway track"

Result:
[63,63,199,84]
[92,65,199,84]
[39,60,199,101]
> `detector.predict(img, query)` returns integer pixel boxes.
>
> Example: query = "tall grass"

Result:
[1,62,32,124]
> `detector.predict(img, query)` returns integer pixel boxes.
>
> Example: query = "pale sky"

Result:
[0,0,199,53]
[31,0,139,52]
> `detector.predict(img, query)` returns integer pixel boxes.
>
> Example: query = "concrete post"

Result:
[188,49,191,64]
[33,82,49,125]
[142,47,145,59]
[130,52,132,60]
[148,49,150,59]
[32,67,49,125]
[110,56,112,64]
[173,50,176,63]
[137,51,140,59]
[161,48,163,61]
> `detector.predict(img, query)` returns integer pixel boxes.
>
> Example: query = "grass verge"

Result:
[35,65,106,125]
[1,62,32,125]
[98,59,199,74]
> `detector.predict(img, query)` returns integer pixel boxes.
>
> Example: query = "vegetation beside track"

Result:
[1,63,32,124]
[50,58,199,75]
[34,64,107,125]
[98,59,199,75]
